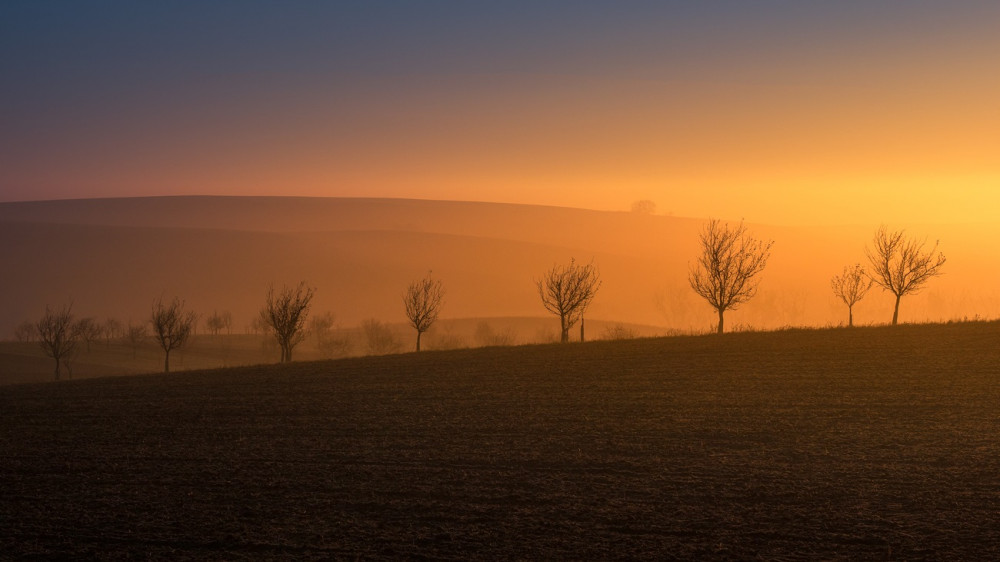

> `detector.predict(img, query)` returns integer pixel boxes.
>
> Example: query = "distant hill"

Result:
[2,196,999,343]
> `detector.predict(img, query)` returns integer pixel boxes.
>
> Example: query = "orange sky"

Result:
[2,3,998,226]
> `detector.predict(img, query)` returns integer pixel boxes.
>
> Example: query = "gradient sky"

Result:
[2,1,999,225]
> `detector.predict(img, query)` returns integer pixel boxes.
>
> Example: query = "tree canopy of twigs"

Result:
[150,297,196,373]
[36,304,79,380]
[831,264,873,327]
[261,282,314,363]
[403,274,445,351]
[689,219,773,334]
[865,226,946,325]
[537,258,601,343]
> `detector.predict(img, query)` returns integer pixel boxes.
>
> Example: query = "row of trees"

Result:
[29,221,947,379]
[31,273,448,379]
[537,220,946,337]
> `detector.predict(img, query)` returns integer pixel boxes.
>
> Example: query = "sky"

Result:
[2,1,999,225]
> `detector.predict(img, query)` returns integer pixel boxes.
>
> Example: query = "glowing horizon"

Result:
[2,2,999,226]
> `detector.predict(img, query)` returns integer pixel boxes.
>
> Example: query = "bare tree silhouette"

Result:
[537,259,601,343]
[150,297,196,373]
[103,317,123,347]
[14,320,36,343]
[689,219,773,334]
[261,282,314,363]
[403,274,445,351]
[361,319,402,356]
[866,226,946,325]
[831,264,873,327]
[124,322,147,359]
[36,304,79,380]
[205,310,232,336]
[631,200,657,215]
[75,317,102,353]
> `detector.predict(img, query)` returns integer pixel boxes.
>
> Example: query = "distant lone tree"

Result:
[689,219,773,334]
[103,317,123,347]
[361,318,402,356]
[150,297,196,373]
[631,199,657,215]
[831,264,873,327]
[403,274,445,351]
[261,282,314,363]
[123,322,148,359]
[537,258,601,343]
[36,304,79,380]
[75,317,102,353]
[865,226,946,325]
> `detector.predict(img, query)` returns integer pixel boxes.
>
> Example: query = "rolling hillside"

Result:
[3,196,999,345]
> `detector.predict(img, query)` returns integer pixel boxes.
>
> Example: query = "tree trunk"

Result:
[892,294,901,325]
[580,317,585,342]
[285,344,292,363]
[416,330,422,352]
[54,357,60,381]
[164,350,170,373]
[848,305,854,328]
[717,309,725,334]
[560,315,569,343]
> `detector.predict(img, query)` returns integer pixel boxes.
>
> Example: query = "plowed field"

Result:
[3,322,1000,559]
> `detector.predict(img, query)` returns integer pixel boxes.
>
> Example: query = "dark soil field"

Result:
[2,322,1000,560]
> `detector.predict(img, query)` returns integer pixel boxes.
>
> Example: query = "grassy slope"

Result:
[2,322,1000,559]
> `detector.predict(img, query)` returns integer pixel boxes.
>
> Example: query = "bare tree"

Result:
[150,297,196,373]
[75,317,102,353]
[689,219,773,334]
[123,322,147,359]
[36,304,79,380]
[361,319,402,356]
[205,310,232,336]
[866,226,946,325]
[103,317,123,347]
[537,258,601,343]
[474,321,517,347]
[310,312,351,359]
[14,320,36,343]
[403,274,445,351]
[831,264,873,327]
[631,199,657,215]
[261,282,314,363]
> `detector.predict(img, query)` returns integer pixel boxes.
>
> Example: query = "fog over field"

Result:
[3,196,999,344]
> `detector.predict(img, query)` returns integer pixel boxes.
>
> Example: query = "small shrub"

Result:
[474,321,517,347]
[602,324,638,340]
[361,319,402,356]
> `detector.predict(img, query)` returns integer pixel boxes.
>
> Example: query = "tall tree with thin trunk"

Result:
[403,274,445,351]
[36,304,79,380]
[689,219,773,334]
[865,226,946,325]
[261,282,314,363]
[831,264,873,327]
[150,297,196,373]
[537,258,601,343]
